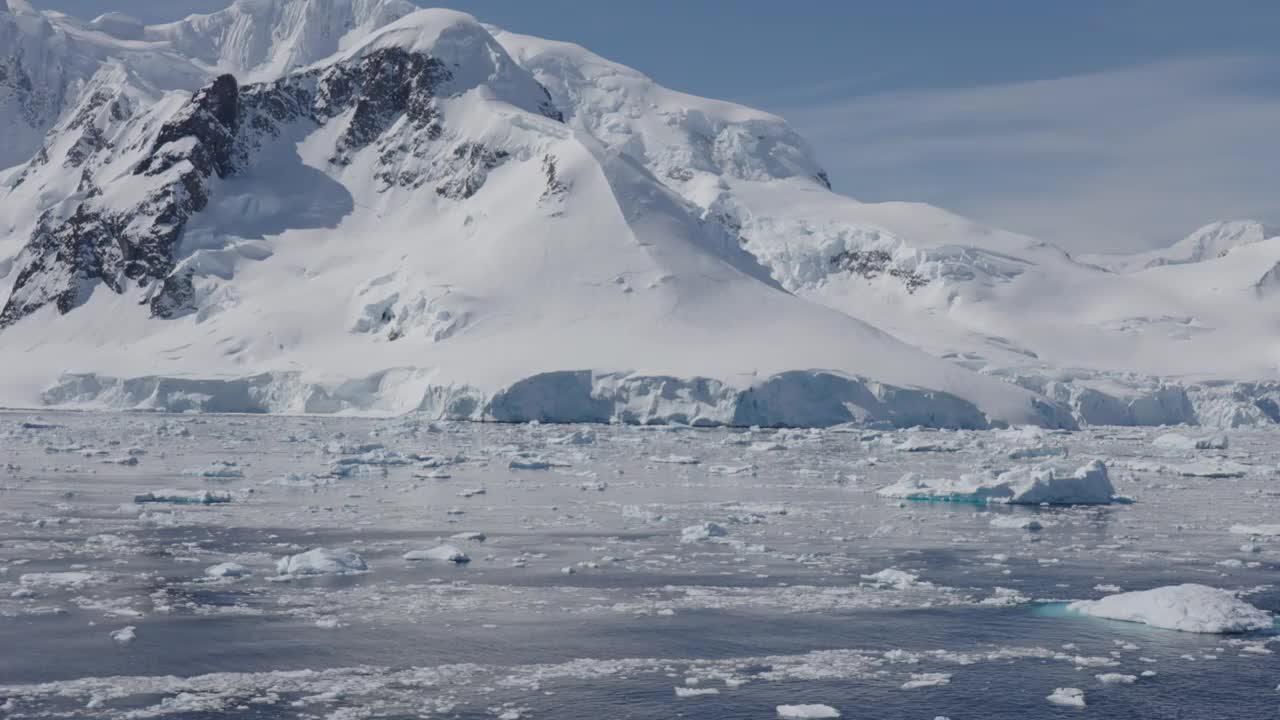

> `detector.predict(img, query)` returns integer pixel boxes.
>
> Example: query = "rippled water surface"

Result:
[1,412,1276,718]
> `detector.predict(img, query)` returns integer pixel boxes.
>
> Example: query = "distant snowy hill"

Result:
[0,0,1276,428]
[1080,220,1279,272]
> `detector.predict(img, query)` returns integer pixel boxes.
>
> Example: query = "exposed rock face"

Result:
[1,74,240,325]
[0,44,563,326]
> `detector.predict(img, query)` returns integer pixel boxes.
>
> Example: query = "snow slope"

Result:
[0,7,1068,429]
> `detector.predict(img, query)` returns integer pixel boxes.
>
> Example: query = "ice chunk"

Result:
[1046,688,1086,708]
[450,531,486,542]
[403,544,470,563]
[878,460,1115,505]
[110,626,137,645]
[776,704,841,719]
[1068,584,1273,633]
[276,548,369,576]
[204,562,251,578]
[680,522,728,543]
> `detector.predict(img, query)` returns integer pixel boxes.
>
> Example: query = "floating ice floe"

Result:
[275,548,369,576]
[1126,459,1252,478]
[133,489,231,505]
[776,704,841,719]
[403,544,470,564]
[673,687,719,697]
[1229,524,1280,537]
[450,531,486,542]
[680,522,728,543]
[894,437,960,453]
[1152,433,1228,451]
[1046,687,1086,708]
[651,455,700,465]
[547,429,595,445]
[988,515,1043,531]
[878,460,1115,505]
[1067,584,1273,633]
[509,454,571,470]
[204,562,251,578]
[181,461,244,479]
[1008,445,1067,460]
[901,672,951,689]
[861,568,929,589]
[707,464,754,475]
[1096,673,1138,684]
[19,571,109,588]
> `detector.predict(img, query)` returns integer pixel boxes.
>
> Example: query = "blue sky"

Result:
[40,0,1280,252]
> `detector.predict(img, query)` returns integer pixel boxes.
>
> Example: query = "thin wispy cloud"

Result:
[780,56,1280,253]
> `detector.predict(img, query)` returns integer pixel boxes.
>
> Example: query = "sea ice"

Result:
[1068,584,1273,633]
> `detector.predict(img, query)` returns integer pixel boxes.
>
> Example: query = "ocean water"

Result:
[0,412,1276,718]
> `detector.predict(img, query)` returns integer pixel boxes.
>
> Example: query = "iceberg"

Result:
[1067,584,1273,633]
[276,548,369,576]
[878,460,1115,505]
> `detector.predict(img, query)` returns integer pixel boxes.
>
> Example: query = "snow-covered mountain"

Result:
[0,0,1276,428]
[495,29,1280,426]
